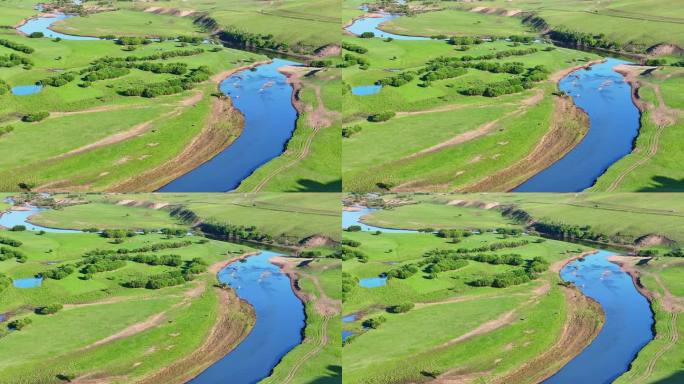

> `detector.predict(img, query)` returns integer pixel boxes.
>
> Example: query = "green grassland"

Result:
[342,225,596,383]
[591,66,684,192]
[341,32,599,192]
[382,9,536,39]
[0,29,263,191]
[59,192,342,242]
[54,0,340,54]
[360,193,684,244]
[344,192,684,383]
[401,0,684,52]
[0,192,341,383]
[0,226,254,383]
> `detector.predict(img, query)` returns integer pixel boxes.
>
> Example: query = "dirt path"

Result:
[398,89,542,163]
[640,312,679,382]
[250,66,339,192]
[269,256,339,383]
[605,65,682,192]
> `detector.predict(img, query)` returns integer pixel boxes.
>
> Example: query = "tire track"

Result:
[639,312,679,381]
[281,314,331,384]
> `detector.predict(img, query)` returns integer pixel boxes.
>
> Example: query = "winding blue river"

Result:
[515,58,640,192]
[17,12,99,41]
[159,59,300,192]
[545,250,654,383]
[190,251,305,384]
[345,12,429,41]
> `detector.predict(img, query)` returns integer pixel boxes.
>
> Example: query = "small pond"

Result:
[11,84,42,96]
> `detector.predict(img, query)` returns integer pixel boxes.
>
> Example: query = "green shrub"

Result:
[368,111,395,122]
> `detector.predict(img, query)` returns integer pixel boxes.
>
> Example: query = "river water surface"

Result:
[515,58,640,192]
[545,250,654,383]
[346,11,641,193]
[158,58,300,192]
[189,251,305,384]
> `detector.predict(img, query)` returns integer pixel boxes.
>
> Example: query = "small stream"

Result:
[189,251,305,384]
[546,250,654,383]
[514,58,640,192]
[158,58,300,192]
[346,9,642,193]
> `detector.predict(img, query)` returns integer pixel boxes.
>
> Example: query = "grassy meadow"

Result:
[341,26,599,192]
[344,192,684,383]
[342,206,599,383]
[0,192,341,383]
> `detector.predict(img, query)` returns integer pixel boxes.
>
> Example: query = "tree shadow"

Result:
[654,370,684,383]
[287,178,342,192]
[309,364,342,384]
[637,176,684,192]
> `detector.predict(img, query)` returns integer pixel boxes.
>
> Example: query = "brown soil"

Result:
[462,95,589,191]
[491,286,604,384]
[135,288,254,384]
[108,96,243,191]
[635,234,676,248]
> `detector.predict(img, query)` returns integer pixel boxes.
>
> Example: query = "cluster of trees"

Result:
[0,236,22,247]
[342,125,362,138]
[368,111,395,122]
[219,27,288,51]
[436,229,472,239]
[338,53,369,70]
[132,62,188,75]
[28,32,44,38]
[35,303,63,315]
[119,66,211,98]
[92,48,205,65]
[116,36,151,46]
[8,318,32,330]
[387,302,414,313]
[0,53,33,68]
[423,258,468,275]
[123,270,187,289]
[496,228,523,236]
[460,77,528,97]
[129,253,183,267]
[81,66,130,82]
[40,72,76,87]
[386,264,418,279]
[0,273,11,294]
[161,228,187,237]
[342,42,368,54]
[420,66,466,85]
[177,35,204,44]
[448,36,483,45]
[0,246,27,263]
[198,221,273,243]
[345,225,362,232]
[42,265,75,280]
[362,315,386,329]
[342,239,361,247]
[549,29,619,50]
[342,272,357,302]
[101,229,137,239]
[0,38,34,54]
[80,259,126,275]
[645,59,667,66]
[471,268,531,288]
[377,72,415,87]
[665,248,684,257]
[508,35,536,44]
[309,59,332,68]
[339,247,368,262]
[22,111,49,122]
[359,32,375,39]
[0,79,9,95]
[532,222,607,242]
[84,240,192,257]
[0,125,14,137]
[454,239,530,253]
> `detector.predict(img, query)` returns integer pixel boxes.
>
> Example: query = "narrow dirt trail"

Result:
[251,68,337,192]
[281,314,331,384]
[640,312,679,381]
